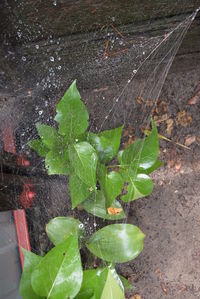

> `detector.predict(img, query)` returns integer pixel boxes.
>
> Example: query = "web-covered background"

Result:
[0,1,200,298]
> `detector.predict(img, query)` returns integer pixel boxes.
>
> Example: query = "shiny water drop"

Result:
[58,65,62,70]
[50,56,54,62]
[35,44,39,49]
[17,31,22,38]
[38,110,43,115]
[22,56,26,61]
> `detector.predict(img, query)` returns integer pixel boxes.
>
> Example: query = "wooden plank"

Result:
[1,0,199,42]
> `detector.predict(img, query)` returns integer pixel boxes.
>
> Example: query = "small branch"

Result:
[110,23,124,38]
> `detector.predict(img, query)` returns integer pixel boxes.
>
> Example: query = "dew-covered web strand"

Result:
[121,10,199,224]
[97,10,197,133]
[90,8,199,264]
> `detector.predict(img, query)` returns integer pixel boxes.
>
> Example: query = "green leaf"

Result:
[75,268,125,299]
[138,159,163,175]
[46,217,82,246]
[45,148,70,175]
[31,236,82,299]
[69,173,92,209]
[121,120,158,171]
[55,80,89,141]
[20,249,43,299]
[97,163,107,192]
[121,173,153,202]
[119,275,134,291]
[69,142,98,188]
[28,139,49,157]
[139,120,159,169]
[82,191,125,220]
[88,126,123,164]
[101,269,125,299]
[36,124,58,149]
[87,224,145,263]
[105,171,124,207]
[75,268,109,299]
[117,150,123,164]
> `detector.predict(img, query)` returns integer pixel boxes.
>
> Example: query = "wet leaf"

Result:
[45,148,70,175]
[20,249,43,299]
[36,123,58,149]
[75,268,108,299]
[87,224,145,263]
[101,269,125,299]
[82,191,125,220]
[88,126,123,163]
[46,217,82,245]
[121,120,158,170]
[28,139,49,157]
[75,268,126,299]
[105,171,124,207]
[119,275,134,291]
[69,173,92,209]
[55,80,89,141]
[31,236,82,299]
[121,173,153,202]
[138,160,163,175]
[69,142,98,188]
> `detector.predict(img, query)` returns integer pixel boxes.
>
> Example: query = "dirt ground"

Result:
[1,21,200,299]
[14,66,199,299]
[120,68,200,299]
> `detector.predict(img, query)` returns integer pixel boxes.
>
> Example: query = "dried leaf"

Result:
[174,160,181,172]
[153,113,168,125]
[145,100,153,106]
[130,295,142,299]
[188,90,200,105]
[107,207,123,215]
[161,282,167,294]
[166,118,173,137]
[176,111,192,127]
[136,96,144,105]
[184,135,196,147]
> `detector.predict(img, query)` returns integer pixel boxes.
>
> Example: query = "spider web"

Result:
[0,3,199,296]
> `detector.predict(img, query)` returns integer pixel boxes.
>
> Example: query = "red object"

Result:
[13,210,31,268]
[1,119,32,268]
[19,184,35,208]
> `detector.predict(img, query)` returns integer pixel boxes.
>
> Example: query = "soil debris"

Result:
[130,295,142,299]
[184,135,196,147]
[166,118,173,137]
[161,282,168,294]
[175,110,192,127]
[174,160,181,172]
[188,90,200,105]
[153,113,168,125]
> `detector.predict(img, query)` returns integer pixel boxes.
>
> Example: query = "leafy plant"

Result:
[20,80,162,299]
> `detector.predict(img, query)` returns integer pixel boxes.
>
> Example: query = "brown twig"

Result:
[102,40,109,59]
[110,23,124,38]
[107,48,128,57]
